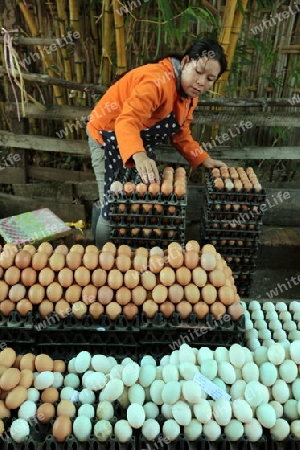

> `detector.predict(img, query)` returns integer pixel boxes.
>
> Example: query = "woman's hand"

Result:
[132,152,160,184]
[202,157,227,168]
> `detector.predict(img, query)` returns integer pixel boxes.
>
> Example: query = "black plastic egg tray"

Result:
[204,192,265,214]
[110,229,185,249]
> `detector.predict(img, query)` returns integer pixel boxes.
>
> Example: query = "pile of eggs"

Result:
[211,167,262,193]
[244,300,300,350]
[0,240,243,323]
[1,340,300,444]
[110,166,187,199]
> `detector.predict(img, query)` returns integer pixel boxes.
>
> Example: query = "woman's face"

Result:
[180,56,221,98]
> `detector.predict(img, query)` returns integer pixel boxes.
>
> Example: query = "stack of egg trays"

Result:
[33,311,140,359]
[139,429,269,450]
[201,171,267,297]
[0,310,35,349]
[138,311,246,352]
[44,434,136,450]
[108,169,186,249]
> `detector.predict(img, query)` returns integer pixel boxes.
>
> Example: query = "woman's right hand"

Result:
[132,152,160,184]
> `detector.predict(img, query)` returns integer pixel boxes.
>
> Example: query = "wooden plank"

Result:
[28,166,95,183]
[72,182,99,201]
[0,131,90,156]
[0,167,27,184]
[0,193,86,222]
[13,184,74,202]
[193,110,300,127]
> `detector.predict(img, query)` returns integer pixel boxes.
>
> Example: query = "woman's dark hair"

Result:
[110,38,227,85]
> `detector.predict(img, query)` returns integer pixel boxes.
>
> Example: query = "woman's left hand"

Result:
[202,157,227,168]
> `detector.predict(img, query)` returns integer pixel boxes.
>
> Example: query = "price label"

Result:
[193,372,231,401]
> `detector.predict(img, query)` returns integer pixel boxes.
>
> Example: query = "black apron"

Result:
[100,112,180,219]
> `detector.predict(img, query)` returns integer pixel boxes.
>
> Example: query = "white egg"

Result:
[52,372,64,388]
[256,403,276,428]
[96,401,114,420]
[10,418,30,443]
[283,320,297,332]
[18,400,37,421]
[128,384,145,405]
[252,310,264,320]
[122,362,140,387]
[182,380,202,404]
[162,364,179,382]
[143,402,159,419]
[73,416,92,441]
[249,300,261,311]
[161,403,173,419]
[232,399,253,423]
[212,377,227,393]
[197,347,214,363]
[289,330,300,341]
[212,398,232,426]
[114,420,132,443]
[162,419,180,441]
[91,355,112,373]
[242,362,259,383]
[218,361,236,384]
[142,418,160,440]
[292,379,300,400]
[269,400,283,418]
[268,319,282,331]
[202,420,221,441]
[279,311,291,321]
[64,373,80,389]
[293,310,300,321]
[79,388,95,405]
[27,388,40,402]
[262,302,275,311]
[229,344,246,368]
[179,344,196,364]
[270,418,290,441]
[200,359,218,380]
[247,338,261,351]
[265,310,278,320]
[271,380,290,404]
[179,362,198,380]
[150,380,165,405]
[289,301,300,312]
[184,419,202,441]
[78,404,94,418]
[259,362,278,386]
[224,419,244,441]
[214,347,229,362]
[253,346,268,365]
[254,319,267,330]
[258,328,271,340]
[139,364,156,387]
[34,372,54,390]
[100,378,124,402]
[84,372,107,391]
[283,399,299,420]
[290,420,300,439]
[263,338,276,348]
[244,381,267,408]
[75,351,91,373]
[127,403,145,429]
[172,400,191,426]
[245,318,254,330]
[230,380,246,399]
[279,360,298,383]
[273,329,287,341]
[169,351,180,365]
[193,399,212,423]
[94,420,112,441]
[267,343,286,365]
[244,418,263,442]
[245,328,258,339]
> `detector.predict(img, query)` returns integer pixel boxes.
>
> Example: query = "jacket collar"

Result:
[171,57,189,98]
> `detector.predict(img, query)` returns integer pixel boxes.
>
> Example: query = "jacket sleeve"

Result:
[115,78,166,167]
[171,103,210,168]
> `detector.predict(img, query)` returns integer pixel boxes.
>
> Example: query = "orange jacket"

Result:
[87,57,209,168]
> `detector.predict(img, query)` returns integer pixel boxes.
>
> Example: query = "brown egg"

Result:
[82,284,97,305]
[107,270,123,290]
[98,285,114,305]
[161,181,173,196]
[123,302,138,320]
[200,253,217,271]
[102,242,116,255]
[39,267,55,286]
[143,299,158,318]
[131,286,147,306]
[124,270,140,289]
[209,269,226,287]
[153,204,164,214]
[19,353,35,371]
[35,354,54,372]
[0,281,9,301]
[184,251,199,270]
[193,301,209,319]
[70,245,85,255]
[9,284,26,303]
[37,403,55,424]
[184,283,200,304]
[0,300,15,316]
[16,299,33,316]
[38,300,54,318]
[13,355,22,369]
[19,369,33,389]
[116,254,131,272]
[135,247,148,258]
[160,267,176,287]
[54,244,69,256]
[168,284,184,303]
[52,415,72,442]
[32,251,48,271]
[192,267,207,287]
[201,284,217,305]
[89,302,104,319]
[91,269,106,287]
[148,183,160,198]
[5,386,27,409]
[210,302,226,319]
[20,267,37,287]
[53,359,66,373]
[85,245,99,254]
[152,285,168,304]
[57,267,73,288]
[141,271,156,291]
[0,267,3,279]
[117,245,132,258]
[49,253,65,271]
[23,244,36,256]
[55,299,71,319]
[168,247,184,269]
[0,368,20,390]
[136,183,147,197]
[227,302,243,320]
[123,181,135,196]
[82,252,99,270]
[16,250,33,269]
[28,284,45,305]
[176,267,192,286]
[218,285,235,306]
[4,266,20,285]
[74,266,91,287]
[133,255,147,273]
[106,302,122,320]
[115,286,131,306]
[142,204,152,214]
[72,301,87,319]
[65,285,82,303]
[176,300,192,319]
[99,252,115,270]
[160,301,175,318]
[38,242,53,256]
[65,251,82,270]
[0,400,10,419]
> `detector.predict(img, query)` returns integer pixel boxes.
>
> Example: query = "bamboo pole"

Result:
[89,0,100,68]
[101,0,113,86]
[112,0,127,75]
[17,0,65,105]
[56,0,73,83]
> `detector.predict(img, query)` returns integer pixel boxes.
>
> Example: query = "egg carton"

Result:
[2,435,39,450]
[109,229,185,250]
[44,434,136,450]
[0,327,35,344]
[0,310,34,329]
[108,190,187,207]
[140,311,245,331]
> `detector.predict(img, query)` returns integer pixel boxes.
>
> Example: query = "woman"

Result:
[87,38,227,247]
